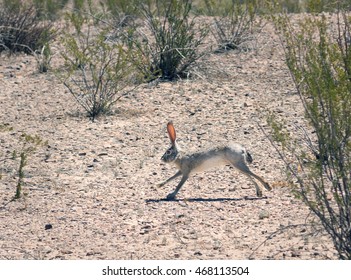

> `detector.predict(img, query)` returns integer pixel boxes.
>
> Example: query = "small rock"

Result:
[45,224,53,230]
[259,210,270,220]
[86,251,101,256]
[291,251,301,257]
[61,250,73,255]
[161,237,167,246]
[140,224,151,235]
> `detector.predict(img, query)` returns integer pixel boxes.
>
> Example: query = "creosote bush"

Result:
[127,0,209,81]
[0,2,56,54]
[60,12,134,120]
[204,0,260,52]
[33,0,69,20]
[268,0,348,13]
[103,0,139,23]
[270,9,351,259]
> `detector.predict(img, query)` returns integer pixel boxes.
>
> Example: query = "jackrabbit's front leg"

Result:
[157,170,182,187]
[166,174,189,200]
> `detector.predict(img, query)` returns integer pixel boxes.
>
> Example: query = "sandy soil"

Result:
[0,20,337,260]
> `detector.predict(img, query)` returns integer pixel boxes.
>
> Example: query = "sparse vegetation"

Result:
[33,0,69,20]
[304,0,334,13]
[103,0,139,22]
[270,8,351,259]
[0,2,57,54]
[1,125,46,200]
[204,0,260,52]
[126,0,209,81]
[60,12,134,120]
[14,133,46,199]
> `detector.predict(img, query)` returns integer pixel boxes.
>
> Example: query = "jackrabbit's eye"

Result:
[166,149,173,155]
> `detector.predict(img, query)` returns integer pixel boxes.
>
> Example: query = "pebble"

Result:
[45,224,53,230]
[259,210,270,220]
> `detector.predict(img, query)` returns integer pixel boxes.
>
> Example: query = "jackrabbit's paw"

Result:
[264,182,272,191]
[166,193,176,200]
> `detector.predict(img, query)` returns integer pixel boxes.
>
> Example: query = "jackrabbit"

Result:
[158,121,271,200]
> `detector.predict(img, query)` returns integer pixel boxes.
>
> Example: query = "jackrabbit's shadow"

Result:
[145,196,268,203]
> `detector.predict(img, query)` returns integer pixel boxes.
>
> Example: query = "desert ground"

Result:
[0,20,338,260]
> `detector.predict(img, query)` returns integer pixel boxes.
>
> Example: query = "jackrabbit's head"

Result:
[161,122,179,163]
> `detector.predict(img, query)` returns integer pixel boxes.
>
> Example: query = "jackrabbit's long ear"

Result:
[167,121,176,144]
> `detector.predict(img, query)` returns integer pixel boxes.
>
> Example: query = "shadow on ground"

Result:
[145,196,268,203]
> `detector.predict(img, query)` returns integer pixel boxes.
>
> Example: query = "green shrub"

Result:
[204,0,260,52]
[0,3,56,54]
[104,0,139,20]
[73,0,85,12]
[33,0,69,20]
[273,0,302,13]
[1,0,22,12]
[269,0,348,13]
[304,0,333,13]
[127,0,209,81]
[14,134,46,199]
[271,11,351,259]
[1,125,46,200]
[60,12,133,120]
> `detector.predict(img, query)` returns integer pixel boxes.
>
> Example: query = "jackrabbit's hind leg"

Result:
[262,181,271,191]
[247,175,262,197]
[238,161,271,191]
[230,160,269,197]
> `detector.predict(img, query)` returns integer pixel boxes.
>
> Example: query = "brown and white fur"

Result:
[158,121,271,200]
